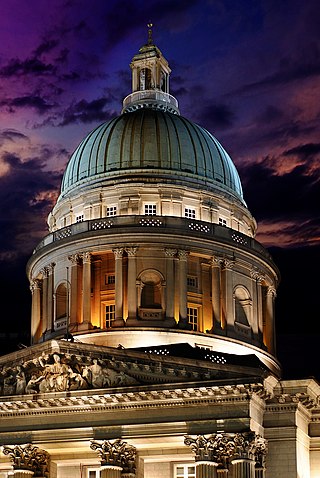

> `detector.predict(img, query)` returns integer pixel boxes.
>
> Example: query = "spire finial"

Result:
[147,22,153,45]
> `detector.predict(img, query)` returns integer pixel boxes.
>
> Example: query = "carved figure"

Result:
[39,353,71,392]
[83,358,110,388]
[15,365,27,395]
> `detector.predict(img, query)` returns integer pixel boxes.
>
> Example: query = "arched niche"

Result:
[137,269,165,320]
[55,282,68,331]
[233,285,252,339]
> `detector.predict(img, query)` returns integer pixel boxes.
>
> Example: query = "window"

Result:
[105,304,115,328]
[145,204,157,215]
[185,207,196,219]
[187,276,198,288]
[76,214,84,223]
[219,217,227,227]
[105,274,115,285]
[87,469,101,478]
[187,307,198,331]
[175,464,196,478]
[106,206,117,217]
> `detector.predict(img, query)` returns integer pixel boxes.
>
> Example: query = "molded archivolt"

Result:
[60,109,244,202]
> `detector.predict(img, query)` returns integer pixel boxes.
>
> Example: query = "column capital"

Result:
[40,267,49,278]
[210,255,224,267]
[178,249,188,260]
[30,279,41,292]
[113,247,124,259]
[221,258,235,270]
[80,251,92,263]
[125,247,138,257]
[90,439,136,473]
[250,268,265,284]
[267,285,277,298]
[2,444,49,476]
[68,253,81,265]
[165,248,177,257]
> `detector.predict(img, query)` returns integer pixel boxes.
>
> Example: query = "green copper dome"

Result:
[60,109,244,203]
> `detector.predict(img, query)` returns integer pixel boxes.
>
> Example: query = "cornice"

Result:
[0,383,265,418]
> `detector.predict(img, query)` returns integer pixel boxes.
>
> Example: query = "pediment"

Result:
[0,340,266,397]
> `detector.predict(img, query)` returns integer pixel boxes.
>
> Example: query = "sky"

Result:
[0,0,319,380]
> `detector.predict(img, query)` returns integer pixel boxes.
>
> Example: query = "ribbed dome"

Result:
[60,108,244,202]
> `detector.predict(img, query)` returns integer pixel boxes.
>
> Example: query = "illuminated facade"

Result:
[0,33,319,478]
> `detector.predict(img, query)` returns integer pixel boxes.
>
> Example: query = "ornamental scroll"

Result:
[2,444,49,477]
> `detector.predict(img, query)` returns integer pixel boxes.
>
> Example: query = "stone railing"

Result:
[32,215,273,262]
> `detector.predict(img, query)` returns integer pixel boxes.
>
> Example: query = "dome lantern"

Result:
[122,24,179,114]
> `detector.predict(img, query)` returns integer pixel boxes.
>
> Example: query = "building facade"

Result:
[0,33,319,478]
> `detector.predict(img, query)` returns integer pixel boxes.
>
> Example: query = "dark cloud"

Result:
[197,103,236,130]
[0,57,56,77]
[0,150,63,260]
[0,129,29,144]
[59,97,116,125]
[239,153,320,226]
[284,142,320,159]
[0,95,55,114]
[33,39,60,57]
[232,43,320,95]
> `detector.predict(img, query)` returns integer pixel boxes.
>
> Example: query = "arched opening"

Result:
[139,68,152,90]
[55,283,68,330]
[138,269,164,320]
[234,285,252,339]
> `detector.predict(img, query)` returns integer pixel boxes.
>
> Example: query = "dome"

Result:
[60,108,244,203]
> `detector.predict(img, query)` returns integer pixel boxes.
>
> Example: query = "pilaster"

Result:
[126,247,138,320]
[178,249,189,328]
[30,279,42,343]
[165,248,177,320]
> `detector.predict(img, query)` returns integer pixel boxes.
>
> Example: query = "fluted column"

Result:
[185,432,267,478]
[2,444,49,478]
[68,254,81,328]
[80,252,92,328]
[113,248,125,326]
[126,247,138,320]
[100,466,122,478]
[221,258,235,330]
[40,267,49,336]
[250,269,264,338]
[92,257,102,328]
[90,439,136,478]
[231,459,255,478]
[229,432,267,478]
[165,248,177,320]
[178,249,188,328]
[210,256,223,332]
[30,279,42,343]
[47,262,55,332]
[265,286,276,354]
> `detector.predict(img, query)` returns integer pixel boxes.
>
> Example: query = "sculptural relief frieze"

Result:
[0,352,139,395]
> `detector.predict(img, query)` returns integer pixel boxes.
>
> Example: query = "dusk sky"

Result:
[0,0,319,379]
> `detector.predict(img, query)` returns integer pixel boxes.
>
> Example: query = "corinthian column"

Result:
[165,248,177,321]
[2,444,49,478]
[210,256,223,332]
[221,258,235,330]
[178,249,188,328]
[229,432,267,478]
[264,286,276,354]
[47,262,55,332]
[126,247,138,320]
[113,248,125,326]
[68,254,81,328]
[40,267,49,336]
[80,252,92,329]
[90,439,136,478]
[30,279,42,344]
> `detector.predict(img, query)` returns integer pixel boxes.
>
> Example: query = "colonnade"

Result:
[2,433,267,477]
[29,248,276,353]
